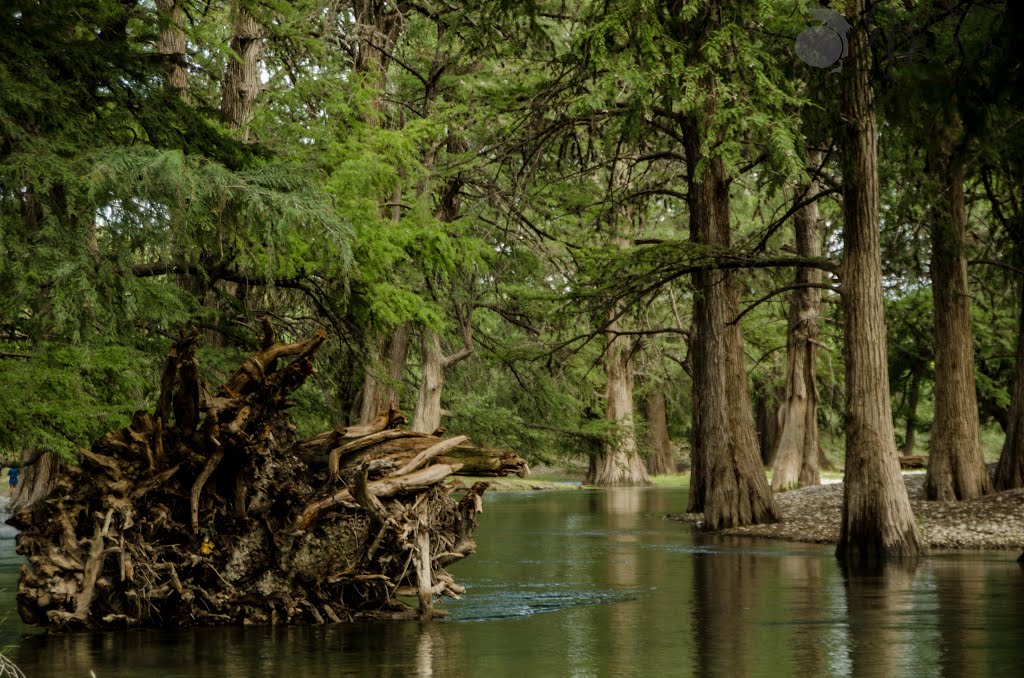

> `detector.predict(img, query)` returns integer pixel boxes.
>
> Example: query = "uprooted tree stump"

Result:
[10,324,527,630]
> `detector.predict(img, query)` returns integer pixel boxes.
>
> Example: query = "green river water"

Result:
[2,487,1023,677]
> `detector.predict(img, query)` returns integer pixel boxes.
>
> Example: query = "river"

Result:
[2,487,1023,677]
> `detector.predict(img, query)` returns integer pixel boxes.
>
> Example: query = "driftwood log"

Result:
[10,325,526,630]
[899,456,927,470]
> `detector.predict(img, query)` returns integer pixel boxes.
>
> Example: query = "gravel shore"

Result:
[674,472,1024,551]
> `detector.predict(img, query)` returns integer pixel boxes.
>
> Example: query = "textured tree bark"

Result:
[901,364,923,456]
[996,280,1024,490]
[686,319,706,512]
[220,2,263,135]
[772,154,824,492]
[411,329,473,434]
[156,0,189,100]
[7,450,59,512]
[359,325,410,424]
[924,134,993,501]
[836,0,924,564]
[683,128,777,529]
[412,330,445,434]
[587,305,650,486]
[753,376,780,466]
[644,390,675,476]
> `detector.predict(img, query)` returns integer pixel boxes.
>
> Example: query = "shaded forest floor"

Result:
[674,470,1024,550]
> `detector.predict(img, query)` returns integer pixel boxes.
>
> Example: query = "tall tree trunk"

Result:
[687,319,706,512]
[772,153,824,492]
[836,0,924,564]
[359,325,410,424]
[901,364,923,456]
[411,329,472,434]
[818,445,835,471]
[411,329,445,434]
[156,0,189,100]
[753,376,780,466]
[996,279,1024,490]
[645,389,675,476]
[353,4,409,420]
[220,2,264,136]
[409,132,470,434]
[925,133,992,501]
[683,133,777,529]
[587,302,650,486]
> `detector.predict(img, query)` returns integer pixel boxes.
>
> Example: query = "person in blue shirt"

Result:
[7,467,18,491]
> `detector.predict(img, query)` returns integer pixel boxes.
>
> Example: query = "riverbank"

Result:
[462,476,582,491]
[673,472,1024,551]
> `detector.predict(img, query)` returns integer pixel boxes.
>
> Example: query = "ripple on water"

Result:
[446,582,637,622]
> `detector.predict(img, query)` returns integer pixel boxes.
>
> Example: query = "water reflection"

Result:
[2,489,1023,677]
[693,544,753,677]
[11,624,434,678]
[602,489,642,677]
[932,557,986,678]
[777,552,828,674]
[841,560,922,678]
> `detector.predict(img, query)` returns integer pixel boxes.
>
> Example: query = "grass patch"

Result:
[820,430,846,469]
[981,423,1006,463]
[651,473,691,488]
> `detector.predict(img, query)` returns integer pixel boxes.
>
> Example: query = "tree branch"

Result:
[969,258,1024,276]
[522,422,603,445]
[752,187,840,253]
[605,327,690,338]
[442,346,474,368]
[130,260,353,343]
[729,283,840,327]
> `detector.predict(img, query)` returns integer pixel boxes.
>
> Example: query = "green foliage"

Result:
[0,341,162,460]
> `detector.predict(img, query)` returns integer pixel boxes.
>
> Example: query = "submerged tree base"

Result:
[10,326,526,631]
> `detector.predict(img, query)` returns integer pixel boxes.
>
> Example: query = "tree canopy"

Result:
[3,0,1024,556]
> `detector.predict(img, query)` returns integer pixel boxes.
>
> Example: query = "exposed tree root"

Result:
[10,326,526,630]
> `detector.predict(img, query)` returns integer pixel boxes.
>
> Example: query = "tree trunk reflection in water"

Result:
[603,489,643,677]
[933,558,988,678]
[841,561,920,677]
[413,624,457,678]
[777,554,828,675]
[11,622,446,677]
[693,540,759,678]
